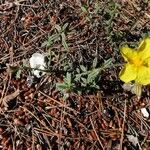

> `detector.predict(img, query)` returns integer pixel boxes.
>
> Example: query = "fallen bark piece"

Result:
[2,89,20,108]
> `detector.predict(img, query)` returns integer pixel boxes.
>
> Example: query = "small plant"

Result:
[103,1,120,45]
[56,72,74,98]
[80,2,101,22]
[42,23,69,51]
[75,58,113,90]
[56,58,113,96]
[119,38,150,98]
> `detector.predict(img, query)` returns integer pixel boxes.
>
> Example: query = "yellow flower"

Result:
[119,38,150,85]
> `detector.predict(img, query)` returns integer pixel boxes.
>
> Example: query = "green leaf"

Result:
[80,65,87,72]
[48,34,59,42]
[81,77,87,84]
[74,74,81,82]
[16,69,22,79]
[42,34,60,47]
[41,41,48,47]
[55,24,61,32]
[62,23,69,31]
[56,83,68,91]
[61,33,69,51]
[87,69,99,83]
[81,6,88,14]
[76,68,80,74]
[66,72,72,85]
[103,58,113,68]
[92,57,98,68]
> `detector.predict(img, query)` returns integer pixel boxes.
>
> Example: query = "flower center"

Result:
[133,57,143,67]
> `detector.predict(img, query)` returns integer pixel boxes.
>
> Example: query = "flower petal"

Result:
[119,63,137,83]
[146,58,150,67]
[138,38,150,60]
[120,46,137,62]
[136,66,150,85]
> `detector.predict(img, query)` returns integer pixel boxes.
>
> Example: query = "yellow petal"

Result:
[138,38,150,60]
[119,63,137,83]
[136,66,150,85]
[146,58,150,67]
[120,46,137,62]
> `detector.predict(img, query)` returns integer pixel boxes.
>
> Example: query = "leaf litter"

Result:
[0,0,150,149]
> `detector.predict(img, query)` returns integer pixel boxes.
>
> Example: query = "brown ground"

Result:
[0,0,150,149]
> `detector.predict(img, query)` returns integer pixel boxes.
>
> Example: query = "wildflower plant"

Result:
[119,38,150,98]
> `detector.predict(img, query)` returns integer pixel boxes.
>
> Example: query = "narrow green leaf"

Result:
[81,6,88,13]
[62,23,69,31]
[81,77,87,84]
[103,58,113,68]
[87,69,99,83]
[92,57,98,68]
[66,72,72,85]
[74,74,81,81]
[55,24,61,32]
[80,65,87,72]
[61,33,69,51]
[56,83,68,91]
[16,69,22,79]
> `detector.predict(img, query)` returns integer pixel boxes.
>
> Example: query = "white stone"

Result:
[29,53,46,78]
[126,134,138,146]
[141,108,149,118]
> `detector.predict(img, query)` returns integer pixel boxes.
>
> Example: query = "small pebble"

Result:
[141,108,149,118]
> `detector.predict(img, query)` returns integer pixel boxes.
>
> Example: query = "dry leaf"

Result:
[123,82,142,99]
[2,89,20,108]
